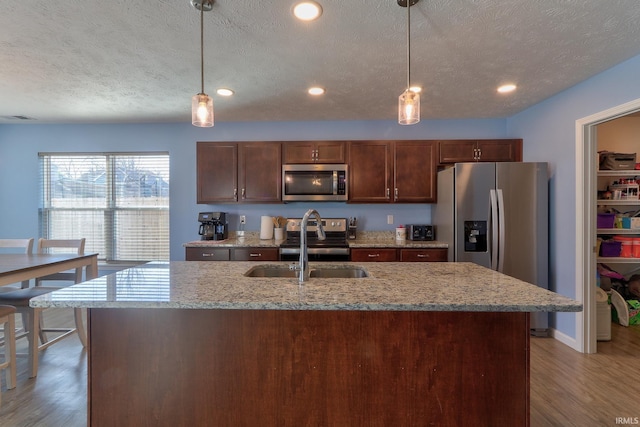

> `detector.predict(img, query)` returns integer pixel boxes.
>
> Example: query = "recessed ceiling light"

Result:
[409,86,422,93]
[293,2,323,21]
[216,88,234,96]
[497,84,517,93]
[308,87,325,95]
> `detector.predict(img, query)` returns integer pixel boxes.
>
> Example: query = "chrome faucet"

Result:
[295,208,325,283]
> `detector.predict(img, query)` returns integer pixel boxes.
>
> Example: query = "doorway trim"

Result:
[576,97,640,353]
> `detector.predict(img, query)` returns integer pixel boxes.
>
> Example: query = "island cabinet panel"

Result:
[184,247,230,261]
[88,309,530,427]
[438,139,523,164]
[351,248,398,262]
[283,141,346,163]
[399,248,448,262]
[196,141,282,203]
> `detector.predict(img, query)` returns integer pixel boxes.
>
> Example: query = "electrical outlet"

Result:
[240,215,246,225]
[387,215,394,225]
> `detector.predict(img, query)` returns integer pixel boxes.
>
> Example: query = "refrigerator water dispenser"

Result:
[464,221,487,252]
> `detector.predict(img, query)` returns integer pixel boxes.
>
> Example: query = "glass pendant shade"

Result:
[192,93,213,127]
[398,89,420,125]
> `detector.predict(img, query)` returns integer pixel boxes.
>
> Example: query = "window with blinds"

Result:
[39,152,170,262]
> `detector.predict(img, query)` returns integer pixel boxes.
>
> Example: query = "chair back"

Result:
[37,238,85,256]
[0,239,34,287]
[36,238,86,285]
[0,238,34,254]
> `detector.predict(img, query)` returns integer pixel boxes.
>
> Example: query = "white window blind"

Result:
[39,152,170,262]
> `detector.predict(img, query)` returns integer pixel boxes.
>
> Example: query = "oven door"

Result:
[279,247,350,262]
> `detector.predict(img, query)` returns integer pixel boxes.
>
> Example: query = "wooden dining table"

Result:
[0,253,99,287]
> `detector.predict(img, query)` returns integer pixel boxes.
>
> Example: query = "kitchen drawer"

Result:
[399,248,448,262]
[185,247,231,261]
[350,248,397,262]
[233,248,280,261]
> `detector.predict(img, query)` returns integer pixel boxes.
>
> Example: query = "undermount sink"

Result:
[244,265,369,279]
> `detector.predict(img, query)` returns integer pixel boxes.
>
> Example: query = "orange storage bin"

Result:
[633,237,640,258]
[613,236,633,257]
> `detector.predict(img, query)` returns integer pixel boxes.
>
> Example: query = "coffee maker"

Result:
[198,212,228,241]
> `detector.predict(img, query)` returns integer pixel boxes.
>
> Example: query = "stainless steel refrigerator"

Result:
[433,162,549,335]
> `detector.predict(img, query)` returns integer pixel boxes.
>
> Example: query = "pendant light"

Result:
[398,0,420,125]
[191,0,214,127]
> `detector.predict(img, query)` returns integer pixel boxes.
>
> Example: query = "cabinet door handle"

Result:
[386,188,390,199]
[241,188,246,199]
[368,253,380,258]
[233,188,238,201]
[395,188,398,199]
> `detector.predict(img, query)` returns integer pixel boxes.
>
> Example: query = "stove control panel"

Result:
[285,218,347,233]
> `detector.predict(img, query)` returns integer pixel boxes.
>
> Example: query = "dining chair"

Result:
[35,238,86,286]
[0,239,34,289]
[0,305,17,405]
[0,238,87,377]
[34,238,87,347]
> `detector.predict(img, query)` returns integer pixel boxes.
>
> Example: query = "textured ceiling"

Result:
[1,0,640,124]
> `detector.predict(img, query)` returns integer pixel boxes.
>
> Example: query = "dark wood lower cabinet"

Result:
[184,247,230,261]
[399,248,448,262]
[232,247,279,261]
[351,247,448,262]
[350,248,398,262]
[88,309,530,426]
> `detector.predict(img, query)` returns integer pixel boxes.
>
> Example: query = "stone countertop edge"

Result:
[184,231,448,249]
[30,261,582,313]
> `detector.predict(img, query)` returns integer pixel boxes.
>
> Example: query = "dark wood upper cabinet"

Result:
[197,141,282,204]
[348,140,435,203]
[438,139,522,164]
[394,141,436,203]
[283,141,346,164]
[238,142,282,203]
[197,142,238,203]
[348,141,393,203]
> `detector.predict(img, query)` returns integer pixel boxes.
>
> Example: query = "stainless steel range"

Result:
[279,218,350,261]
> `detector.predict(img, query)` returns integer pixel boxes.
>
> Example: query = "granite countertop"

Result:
[184,231,448,249]
[30,261,581,313]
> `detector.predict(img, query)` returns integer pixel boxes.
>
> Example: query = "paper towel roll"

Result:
[260,216,274,240]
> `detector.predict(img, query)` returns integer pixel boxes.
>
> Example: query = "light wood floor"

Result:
[0,309,638,427]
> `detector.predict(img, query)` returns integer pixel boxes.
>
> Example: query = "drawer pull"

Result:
[368,253,380,258]
[249,253,262,257]
[417,253,429,258]
[202,253,216,257]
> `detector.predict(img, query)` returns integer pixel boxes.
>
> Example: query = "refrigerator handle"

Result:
[489,189,499,271]
[497,188,506,273]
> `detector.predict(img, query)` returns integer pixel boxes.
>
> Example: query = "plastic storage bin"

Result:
[596,288,611,341]
[613,236,633,257]
[600,240,622,257]
[597,213,616,229]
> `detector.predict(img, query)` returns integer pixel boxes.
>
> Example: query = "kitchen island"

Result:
[31,261,581,427]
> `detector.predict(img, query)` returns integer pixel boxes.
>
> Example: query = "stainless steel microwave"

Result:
[282,164,348,202]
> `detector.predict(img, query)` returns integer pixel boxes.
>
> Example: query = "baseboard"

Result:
[549,327,580,352]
